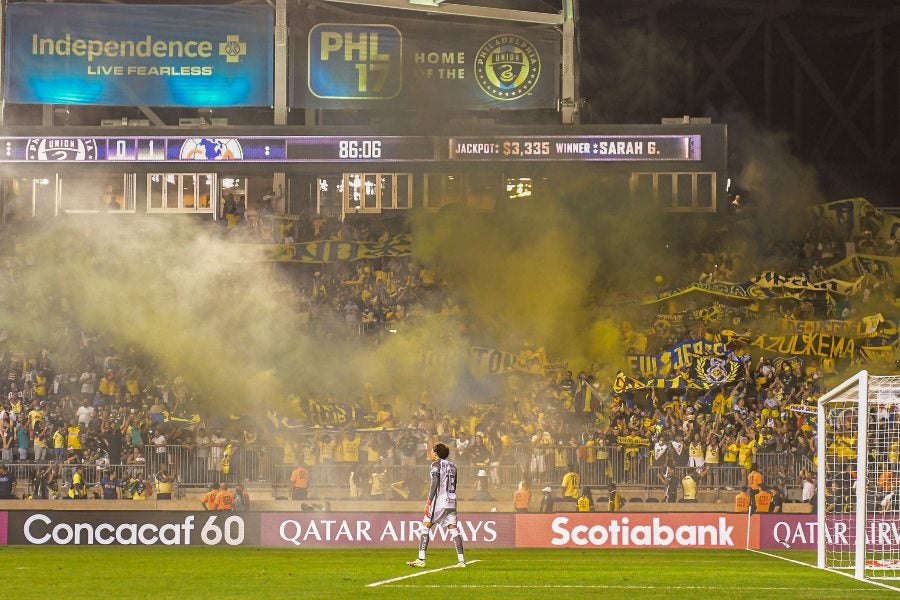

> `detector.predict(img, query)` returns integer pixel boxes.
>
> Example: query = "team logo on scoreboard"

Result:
[474,34,541,101]
[179,138,243,160]
[26,138,97,161]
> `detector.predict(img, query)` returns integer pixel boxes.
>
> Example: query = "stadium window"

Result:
[380,175,394,209]
[165,175,179,209]
[657,174,674,209]
[676,173,693,209]
[630,173,654,205]
[466,172,500,211]
[423,173,444,209]
[59,174,135,213]
[146,174,215,214]
[423,173,462,210]
[696,173,714,210]
[395,174,412,209]
[316,175,343,218]
[363,174,378,211]
[182,175,196,209]
[506,177,533,200]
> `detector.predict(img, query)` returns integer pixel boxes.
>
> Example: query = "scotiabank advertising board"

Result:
[516,513,747,549]
[6,512,259,546]
[259,512,515,548]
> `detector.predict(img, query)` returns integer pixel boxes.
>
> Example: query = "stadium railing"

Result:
[5,444,812,501]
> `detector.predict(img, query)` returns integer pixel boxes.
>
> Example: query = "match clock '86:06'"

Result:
[338,140,382,159]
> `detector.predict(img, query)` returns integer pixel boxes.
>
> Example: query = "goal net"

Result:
[817,371,900,583]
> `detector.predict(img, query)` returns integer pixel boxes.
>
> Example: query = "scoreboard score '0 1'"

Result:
[448,135,702,161]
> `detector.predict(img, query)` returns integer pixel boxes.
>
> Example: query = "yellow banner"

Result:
[810,197,899,241]
[616,435,650,447]
[778,314,896,339]
[826,253,900,281]
[751,271,863,296]
[724,332,856,359]
[468,346,562,378]
[247,235,412,263]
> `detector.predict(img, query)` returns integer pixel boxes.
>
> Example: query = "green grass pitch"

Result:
[2,547,894,599]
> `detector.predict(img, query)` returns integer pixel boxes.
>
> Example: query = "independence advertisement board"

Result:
[293,17,559,110]
[5,4,273,107]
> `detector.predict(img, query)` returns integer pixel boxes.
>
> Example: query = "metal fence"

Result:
[3,443,814,501]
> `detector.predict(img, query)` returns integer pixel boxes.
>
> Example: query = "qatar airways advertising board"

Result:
[756,514,900,551]
[757,514,817,550]
[260,512,515,548]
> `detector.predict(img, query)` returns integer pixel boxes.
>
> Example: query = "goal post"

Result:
[817,370,900,583]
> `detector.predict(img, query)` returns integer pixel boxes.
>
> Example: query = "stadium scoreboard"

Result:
[0,134,703,163]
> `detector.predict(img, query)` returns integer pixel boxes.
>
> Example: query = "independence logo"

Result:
[474,34,540,100]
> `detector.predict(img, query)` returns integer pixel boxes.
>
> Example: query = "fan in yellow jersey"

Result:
[737,434,756,470]
[704,432,721,486]
[688,433,705,469]
[576,487,593,512]
[560,464,581,501]
[607,482,627,512]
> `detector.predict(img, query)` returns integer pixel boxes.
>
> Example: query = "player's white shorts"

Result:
[430,507,459,528]
[689,457,705,468]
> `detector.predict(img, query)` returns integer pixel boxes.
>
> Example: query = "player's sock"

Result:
[418,526,430,561]
[451,527,465,564]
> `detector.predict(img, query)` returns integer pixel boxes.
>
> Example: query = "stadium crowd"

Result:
[0,200,896,509]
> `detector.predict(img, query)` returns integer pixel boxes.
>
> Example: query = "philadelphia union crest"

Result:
[474,34,541,100]
[26,138,97,161]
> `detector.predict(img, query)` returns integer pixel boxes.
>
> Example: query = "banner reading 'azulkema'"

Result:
[5,4,273,107]
[293,15,559,110]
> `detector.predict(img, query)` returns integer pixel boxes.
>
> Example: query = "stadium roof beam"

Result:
[318,0,564,25]
[688,16,763,112]
[774,19,881,165]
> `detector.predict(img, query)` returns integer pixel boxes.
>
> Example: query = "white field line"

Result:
[388,584,876,592]
[747,549,900,594]
[366,560,481,588]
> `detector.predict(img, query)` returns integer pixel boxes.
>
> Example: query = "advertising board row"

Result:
[4,4,559,109]
[0,511,889,550]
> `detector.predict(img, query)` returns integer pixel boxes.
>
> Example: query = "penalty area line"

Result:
[366,560,481,588]
[747,549,900,594]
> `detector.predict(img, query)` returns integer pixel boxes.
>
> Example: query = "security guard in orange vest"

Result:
[214,482,236,511]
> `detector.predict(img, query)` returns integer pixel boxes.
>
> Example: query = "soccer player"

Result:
[407,442,466,568]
